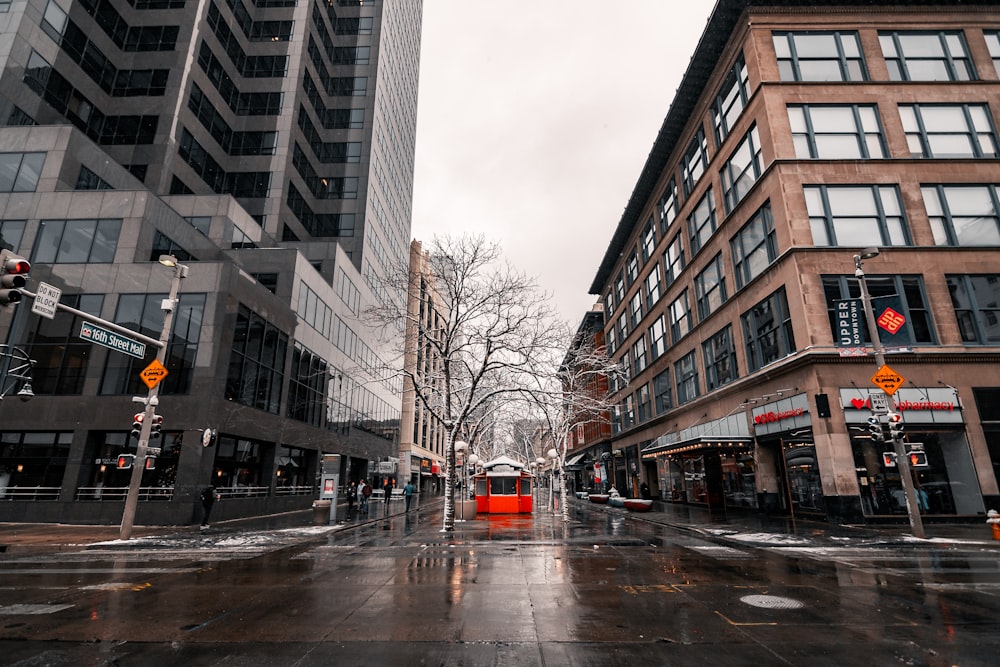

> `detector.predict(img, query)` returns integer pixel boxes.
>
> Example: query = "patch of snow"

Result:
[724,532,812,546]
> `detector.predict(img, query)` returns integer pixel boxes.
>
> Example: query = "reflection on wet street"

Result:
[1,499,999,665]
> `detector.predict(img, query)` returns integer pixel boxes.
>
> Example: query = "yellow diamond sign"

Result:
[140,358,169,390]
[870,364,905,396]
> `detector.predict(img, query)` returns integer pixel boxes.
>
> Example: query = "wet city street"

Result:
[2,498,1000,666]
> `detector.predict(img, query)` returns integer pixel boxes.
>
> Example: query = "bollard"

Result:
[987,509,1000,541]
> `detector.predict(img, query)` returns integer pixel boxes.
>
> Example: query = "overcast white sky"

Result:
[410,1,716,326]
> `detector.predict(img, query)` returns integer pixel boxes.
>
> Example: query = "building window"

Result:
[687,188,717,255]
[731,202,777,290]
[947,274,1000,344]
[695,253,727,321]
[224,304,288,413]
[23,294,103,394]
[101,293,205,396]
[636,383,651,424]
[789,104,886,159]
[287,344,329,427]
[712,54,750,147]
[605,290,615,318]
[648,314,667,361]
[663,234,685,286]
[626,249,639,285]
[151,231,196,263]
[653,367,672,415]
[33,219,122,263]
[645,264,662,310]
[682,129,708,196]
[297,281,333,338]
[0,152,45,192]
[922,184,1000,246]
[337,268,361,315]
[703,325,737,391]
[880,31,975,81]
[632,337,648,375]
[823,275,935,346]
[615,271,625,305]
[899,104,997,158]
[640,218,657,263]
[720,125,763,213]
[628,291,642,329]
[76,166,113,190]
[617,312,628,345]
[773,31,866,82]
[675,350,700,405]
[987,32,1000,77]
[622,394,635,430]
[0,220,26,253]
[659,179,679,234]
[805,185,908,248]
[742,287,795,372]
[668,290,692,345]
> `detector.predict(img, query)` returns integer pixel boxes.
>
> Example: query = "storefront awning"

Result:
[566,452,587,467]
[641,435,753,459]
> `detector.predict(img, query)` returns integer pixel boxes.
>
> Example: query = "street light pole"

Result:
[854,248,925,539]
[119,255,188,539]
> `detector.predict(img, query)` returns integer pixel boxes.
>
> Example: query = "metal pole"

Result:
[855,251,925,539]
[120,260,186,539]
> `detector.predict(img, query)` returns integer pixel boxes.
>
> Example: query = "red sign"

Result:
[848,397,955,412]
[877,307,906,335]
[753,407,804,425]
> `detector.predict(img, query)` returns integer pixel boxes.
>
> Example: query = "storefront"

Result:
[751,393,821,517]
[841,387,983,518]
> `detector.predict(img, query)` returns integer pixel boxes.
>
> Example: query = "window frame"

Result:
[674,350,700,405]
[720,124,764,213]
[711,53,750,147]
[694,253,728,321]
[741,287,796,372]
[773,31,867,82]
[880,30,976,82]
[687,188,718,255]
[789,104,886,159]
[946,274,1000,344]
[731,202,778,290]
[682,128,708,196]
[703,325,738,390]
[899,103,998,159]
[921,184,1000,246]
[805,184,909,248]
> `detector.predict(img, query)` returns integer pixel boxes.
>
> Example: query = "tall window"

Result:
[0,219,26,253]
[789,104,886,159]
[731,203,777,290]
[645,264,662,309]
[712,54,750,147]
[626,249,639,285]
[899,104,997,158]
[224,304,288,413]
[703,325,737,390]
[682,129,708,196]
[629,292,642,329]
[921,185,1000,246]
[287,344,329,427]
[986,32,1000,76]
[880,31,975,81]
[721,125,763,213]
[622,393,635,430]
[675,351,700,405]
[687,189,717,255]
[653,367,672,415]
[773,31,866,82]
[947,274,1000,344]
[695,253,727,320]
[636,383,651,424]
[823,275,935,346]
[659,179,678,233]
[632,337,648,375]
[617,311,628,345]
[668,290,692,344]
[24,294,103,394]
[33,219,121,263]
[640,217,656,262]
[805,185,908,247]
[663,235,685,286]
[742,287,795,372]
[648,314,667,361]
[0,152,45,192]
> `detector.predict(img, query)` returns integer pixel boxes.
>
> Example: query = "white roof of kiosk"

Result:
[480,456,530,476]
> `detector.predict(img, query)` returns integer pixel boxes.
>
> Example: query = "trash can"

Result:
[312,499,332,525]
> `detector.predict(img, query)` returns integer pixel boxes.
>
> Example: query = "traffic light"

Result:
[150,415,163,440]
[116,454,135,469]
[867,416,884,443]
[908,451,928,468]
[887,412,904,440]
[0,250,30,307]
[144,455,156,470]
[882,451,896,467]
[130,413,144,439]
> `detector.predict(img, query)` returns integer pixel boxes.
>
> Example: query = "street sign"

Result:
[80,322,147,359]
[31,282,61,319]
[869,391,890,415]
[870,364,905,395]
[140,358,168,389]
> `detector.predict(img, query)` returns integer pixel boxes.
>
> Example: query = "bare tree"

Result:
[368,235,562,532]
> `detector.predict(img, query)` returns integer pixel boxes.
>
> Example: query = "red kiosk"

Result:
[473,456,534,514]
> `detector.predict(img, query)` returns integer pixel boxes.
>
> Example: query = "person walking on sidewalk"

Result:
[383,477,395,516]
[403,480,415,512]
[200,485,220,529]
[359,479,371,511]
[346,481,357,519]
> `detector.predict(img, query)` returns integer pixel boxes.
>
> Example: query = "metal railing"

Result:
[275,485,314,496]
[217,485,269,499]
[75,486,174,501]
[0,486,61,501]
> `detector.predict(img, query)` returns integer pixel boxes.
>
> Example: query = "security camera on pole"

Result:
[854,248,924,539]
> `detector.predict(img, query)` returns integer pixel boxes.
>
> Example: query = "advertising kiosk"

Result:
[472,456,534,514]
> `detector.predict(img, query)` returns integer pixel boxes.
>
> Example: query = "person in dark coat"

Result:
[383,478,395,516]
[200,485,219,528]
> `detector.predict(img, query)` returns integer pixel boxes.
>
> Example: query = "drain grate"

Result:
[740,594,804,609]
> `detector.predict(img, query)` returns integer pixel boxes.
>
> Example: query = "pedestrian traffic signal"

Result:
[867,416,884,443]
[144,455,156,470]
[116,454,135,469]
[908,451,928,467]
[149,414,163,440]
[887,412,904,439]
[0,250,30,307]
[130,413,144,439]
[882,451,896,467]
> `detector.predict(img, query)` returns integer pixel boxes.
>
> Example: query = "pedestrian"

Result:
[640,482,650,500]
[346,481,357,518]
[403,480,415,512]
[199,485,219,529]
[359,479,371,511]
[383,477,395,515]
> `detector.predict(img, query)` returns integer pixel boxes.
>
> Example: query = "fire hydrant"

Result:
[987,509,1000,541]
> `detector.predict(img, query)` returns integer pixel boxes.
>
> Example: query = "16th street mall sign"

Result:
[79,322,146,359]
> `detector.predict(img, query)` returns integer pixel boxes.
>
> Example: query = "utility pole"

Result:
[854,248,924,539]
[120,256,188,539]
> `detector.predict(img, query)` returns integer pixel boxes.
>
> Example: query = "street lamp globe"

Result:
[547,448,558,460]
[536,457,545,467]
[468,453,479,467]
[455,440,468,453]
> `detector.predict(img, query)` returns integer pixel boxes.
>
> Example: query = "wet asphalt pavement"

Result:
[1,496,999,666]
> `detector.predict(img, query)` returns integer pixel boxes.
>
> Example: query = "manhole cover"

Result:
[740,594,804,609]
